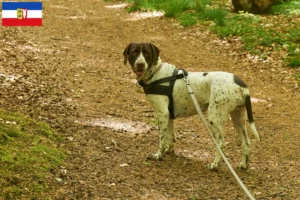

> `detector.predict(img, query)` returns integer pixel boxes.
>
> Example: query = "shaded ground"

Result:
[1,0,300,199]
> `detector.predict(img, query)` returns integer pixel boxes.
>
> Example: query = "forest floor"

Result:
[0,0,300,199]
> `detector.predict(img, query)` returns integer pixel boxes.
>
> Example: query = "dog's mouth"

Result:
[135,71,145,77]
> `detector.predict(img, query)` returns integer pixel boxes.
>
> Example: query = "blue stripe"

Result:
[2,2,42,10]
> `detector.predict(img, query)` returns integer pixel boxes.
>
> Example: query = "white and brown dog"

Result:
[123,42,260,170]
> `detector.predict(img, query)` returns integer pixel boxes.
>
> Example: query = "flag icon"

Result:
[2,2,42,26]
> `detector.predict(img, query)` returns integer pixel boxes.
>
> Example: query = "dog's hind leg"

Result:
[207,124,224,170]
[207,106,227,170]
[230,106,250,170]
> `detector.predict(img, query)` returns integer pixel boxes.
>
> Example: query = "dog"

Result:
[232,0,275,14]
[123,42,260,170]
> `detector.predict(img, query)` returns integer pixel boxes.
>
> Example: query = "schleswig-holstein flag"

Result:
[2,2,42,26]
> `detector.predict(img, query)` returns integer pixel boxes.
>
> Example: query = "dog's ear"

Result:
[149,43,160,66]
[123,43,132,65]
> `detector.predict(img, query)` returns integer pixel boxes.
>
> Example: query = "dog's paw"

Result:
[207,162,219,171]
[146,147,174,161]
[147,152,163,161]
[164,147,174,155]
[237,162,249,170]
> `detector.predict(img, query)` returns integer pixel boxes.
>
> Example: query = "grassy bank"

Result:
[0,109,65,199]
[125,0,300,67]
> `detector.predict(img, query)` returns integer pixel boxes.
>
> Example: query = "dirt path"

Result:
[1,0,300,199]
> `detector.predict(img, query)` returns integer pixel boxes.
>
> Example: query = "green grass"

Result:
[179,13,197,27]
[0,110,65,199]
[196,7,228,25]
[211,14,284,51]
[126,0,191,15]
[163,0,190,17]
[270,0,300,15]
[194,0,211,11]
[288,56,300,67]
[125,0,300,67]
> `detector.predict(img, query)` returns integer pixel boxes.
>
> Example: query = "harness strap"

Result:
[139,68,188,119]
[168,69,179,119]
[138,69,187,87]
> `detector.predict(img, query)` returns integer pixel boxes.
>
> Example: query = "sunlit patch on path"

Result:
[251,97,268,103]
[177,149,212,162]
[105,3,127,9]
[141,190,175,200]
[49,5,71,10]
[104,3,165,21]
[76,117,153,134]
[125,11,164,21]
[2,41,53,54]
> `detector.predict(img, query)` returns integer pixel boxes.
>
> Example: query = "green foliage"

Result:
[211,14,262,53]
[163,0,191,17]
[287,44,300,56]
[179,13,197,27]
[288,56,300,67]
[125,0,300,67]
[270,0,300,15]
[0,110,65,199]
[285,29,300,67]
[211,12,299,66]
[242,28,283,52]
[212,14,260,36]
[126,0,160,12]
[288,28,300,44]
[126,0,145,12]
[197,8,227,26]
[127,0,226,23]
[194,0,211,12]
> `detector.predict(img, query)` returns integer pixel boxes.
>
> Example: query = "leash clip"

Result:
[180,68,189,84]
[183,74,190,85]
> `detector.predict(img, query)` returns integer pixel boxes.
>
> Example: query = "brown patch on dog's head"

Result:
[123,43,132,65]
[123,43,160,67]
[148,43,160,66]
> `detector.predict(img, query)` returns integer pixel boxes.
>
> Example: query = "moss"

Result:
[0,109,65,199]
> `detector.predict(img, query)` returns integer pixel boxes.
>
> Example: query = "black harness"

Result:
[138,68,188,119]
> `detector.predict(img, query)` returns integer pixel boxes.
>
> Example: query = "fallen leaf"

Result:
[120,163,130,167]
[55,178,63,182]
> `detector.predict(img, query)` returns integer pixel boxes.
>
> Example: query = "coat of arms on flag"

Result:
[2,2,42,26]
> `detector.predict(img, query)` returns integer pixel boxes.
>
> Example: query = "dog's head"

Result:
[123,43,160,77]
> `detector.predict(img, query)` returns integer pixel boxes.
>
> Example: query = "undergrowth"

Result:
[125,0,300,67]
[0,109,65,199]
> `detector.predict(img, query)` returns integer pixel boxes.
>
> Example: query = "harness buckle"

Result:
[136,81,141,88]
[136,81,144,93]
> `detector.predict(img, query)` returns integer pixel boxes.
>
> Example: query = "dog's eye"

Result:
[143,51,149,57]
[131,49,140,56]
[131,51,137,56]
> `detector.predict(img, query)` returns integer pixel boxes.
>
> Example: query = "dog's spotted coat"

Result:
[123,43,260,170]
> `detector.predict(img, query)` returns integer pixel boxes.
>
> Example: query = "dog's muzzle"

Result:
[135,62,147,77]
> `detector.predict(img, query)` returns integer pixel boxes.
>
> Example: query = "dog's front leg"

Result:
[148,111,175,160]
[147,95,175,160]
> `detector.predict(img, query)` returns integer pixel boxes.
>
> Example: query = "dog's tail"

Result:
[245,94,261,141]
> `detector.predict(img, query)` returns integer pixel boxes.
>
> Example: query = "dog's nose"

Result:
[136,63,145,71]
